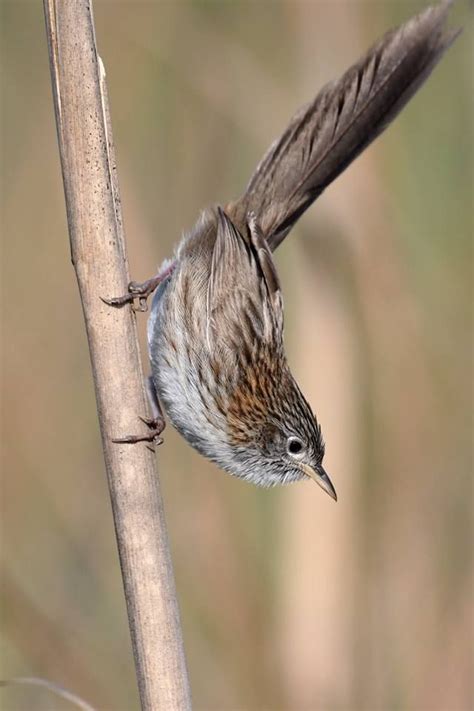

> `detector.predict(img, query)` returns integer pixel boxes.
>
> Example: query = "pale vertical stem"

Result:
[42,1,191,709]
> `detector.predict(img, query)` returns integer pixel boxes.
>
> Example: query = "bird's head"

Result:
[225,368,336,498]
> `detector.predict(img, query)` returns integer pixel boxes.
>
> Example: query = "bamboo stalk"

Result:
[43,2,191,708]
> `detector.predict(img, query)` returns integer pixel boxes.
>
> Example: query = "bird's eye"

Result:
[287,436,304,457]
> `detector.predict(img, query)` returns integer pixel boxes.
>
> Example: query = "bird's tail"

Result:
[230,0,459,251]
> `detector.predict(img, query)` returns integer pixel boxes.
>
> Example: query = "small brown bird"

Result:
[108,1,458,499]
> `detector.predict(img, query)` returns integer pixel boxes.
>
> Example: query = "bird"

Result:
[106,1,459,500]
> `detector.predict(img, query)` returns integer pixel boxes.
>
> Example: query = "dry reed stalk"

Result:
[43,1,191,708]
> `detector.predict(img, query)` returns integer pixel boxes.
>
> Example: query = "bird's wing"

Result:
[206,207,283,355]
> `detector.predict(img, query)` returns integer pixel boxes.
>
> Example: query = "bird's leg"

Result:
[102,261,176,311]
[112,376,166,446]
[143,374,165,431]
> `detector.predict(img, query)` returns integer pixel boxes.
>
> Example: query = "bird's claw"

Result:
[112,415,166,447]
[102,276,163,310]
[102,263,176,310]
[134,296,149,313]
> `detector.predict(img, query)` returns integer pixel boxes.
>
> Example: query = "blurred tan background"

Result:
[1,1,472,710]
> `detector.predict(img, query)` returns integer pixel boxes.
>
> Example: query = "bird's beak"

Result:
[300,463,337,501]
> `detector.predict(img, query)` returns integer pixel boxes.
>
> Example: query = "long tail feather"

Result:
[231,0,459,251]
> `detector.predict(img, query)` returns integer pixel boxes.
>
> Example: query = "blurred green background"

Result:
[1,1,472,710]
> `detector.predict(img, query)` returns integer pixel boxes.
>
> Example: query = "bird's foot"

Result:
[112,415,166,447]
[102,263,175,312]
[102,277,162,312]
